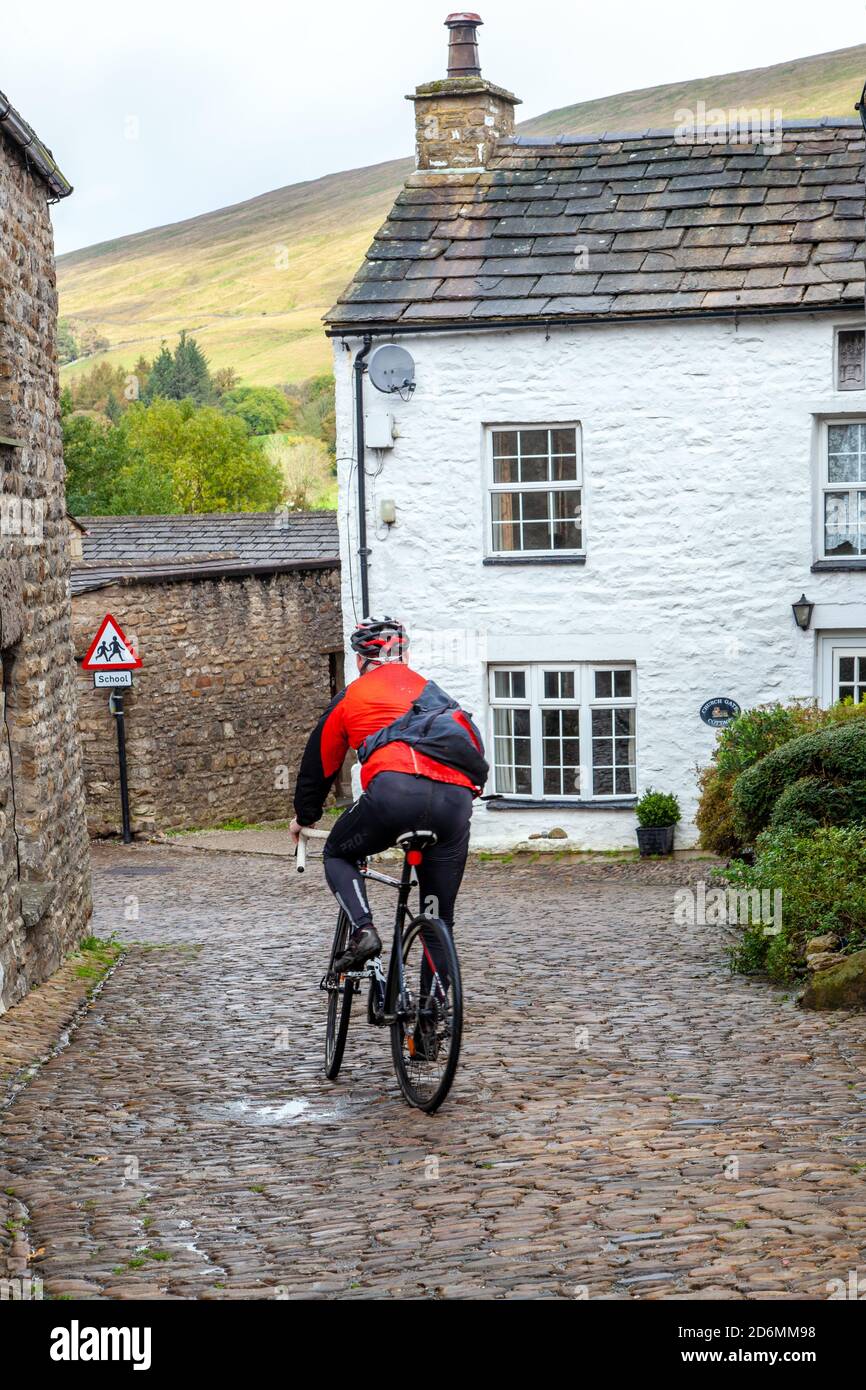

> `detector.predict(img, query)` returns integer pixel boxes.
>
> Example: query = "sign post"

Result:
[81,614,142,844]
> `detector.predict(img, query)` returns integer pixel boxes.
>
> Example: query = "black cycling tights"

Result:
[322,771,473,930]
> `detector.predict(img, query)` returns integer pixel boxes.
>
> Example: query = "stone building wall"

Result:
[0,131,92,1012]
[72,567,342,834]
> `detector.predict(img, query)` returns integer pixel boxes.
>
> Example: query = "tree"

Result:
[123,399,285,513]
[264,433,332,510]
[282,374,335,453]
[63,414,131,514]
[63,398,285,516]
[57,318,78,365]
[221,385,290,435]
[142,344,176,403]
[211,366,239,398]
[142,332,213,405]
[171,330,213,404]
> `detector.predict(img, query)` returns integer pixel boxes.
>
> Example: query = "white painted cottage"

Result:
[326,13,866,850]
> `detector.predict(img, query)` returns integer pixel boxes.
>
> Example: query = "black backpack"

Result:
[357,680,489,790]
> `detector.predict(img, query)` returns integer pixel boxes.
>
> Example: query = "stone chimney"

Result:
[407,13,520,173]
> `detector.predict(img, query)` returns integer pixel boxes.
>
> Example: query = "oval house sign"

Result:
[700,697,741,728]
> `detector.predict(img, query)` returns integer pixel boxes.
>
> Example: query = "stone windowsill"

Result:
[811,558,866,572]
[483,554,587,567]
[485,796,637,811]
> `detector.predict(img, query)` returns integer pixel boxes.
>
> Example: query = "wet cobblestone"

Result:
[1,840,865,1300]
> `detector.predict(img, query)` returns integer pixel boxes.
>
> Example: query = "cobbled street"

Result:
[2,840,866,1300]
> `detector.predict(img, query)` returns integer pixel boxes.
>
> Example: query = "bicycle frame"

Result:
[299,828,428,1026]
[357,855,416,1026]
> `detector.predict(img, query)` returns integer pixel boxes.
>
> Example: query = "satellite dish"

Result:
[368,344,416,395]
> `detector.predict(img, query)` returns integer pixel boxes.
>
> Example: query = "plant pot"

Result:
[636,824,675,857]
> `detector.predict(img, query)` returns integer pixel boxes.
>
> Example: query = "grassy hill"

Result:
[57,43,866,387]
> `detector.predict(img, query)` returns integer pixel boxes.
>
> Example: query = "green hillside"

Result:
[57,43,866,386]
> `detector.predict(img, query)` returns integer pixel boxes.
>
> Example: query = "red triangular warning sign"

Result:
[82,614,143,671]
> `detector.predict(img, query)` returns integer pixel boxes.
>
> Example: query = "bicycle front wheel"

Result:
[325,910,354,1080]
[390,915,462,1113]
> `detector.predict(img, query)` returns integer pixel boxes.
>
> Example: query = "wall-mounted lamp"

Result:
[792,593,814,631]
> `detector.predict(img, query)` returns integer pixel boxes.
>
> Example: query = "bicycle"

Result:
[296,826,463,1114]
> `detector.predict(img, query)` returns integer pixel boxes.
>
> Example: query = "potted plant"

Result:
[635,788,681,857]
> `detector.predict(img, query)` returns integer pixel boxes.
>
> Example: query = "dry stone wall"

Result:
[72,567,341,834]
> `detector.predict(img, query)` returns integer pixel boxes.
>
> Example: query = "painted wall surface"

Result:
[333,312,866,849]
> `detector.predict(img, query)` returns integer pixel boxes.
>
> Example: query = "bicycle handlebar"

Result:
[295,826,328,874]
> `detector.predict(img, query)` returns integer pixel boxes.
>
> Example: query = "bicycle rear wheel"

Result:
[390,915,462,1113]
[324,910,354,1080]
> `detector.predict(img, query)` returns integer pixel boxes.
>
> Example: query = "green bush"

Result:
[733,720,866,842]
[724,825,866,980]
[635,788,681,827]
[696,700,866,855]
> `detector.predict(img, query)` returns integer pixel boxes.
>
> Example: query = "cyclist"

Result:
[289,617,486,973]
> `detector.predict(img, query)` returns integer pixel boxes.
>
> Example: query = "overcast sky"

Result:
[4,0,866,255]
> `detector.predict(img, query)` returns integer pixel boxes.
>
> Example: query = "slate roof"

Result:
[70,512,339,596]
[326,120,866,330]
[0,87,73,199]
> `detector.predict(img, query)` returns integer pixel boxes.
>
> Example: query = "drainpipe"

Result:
[857,79,866,316]
[354,334,373,617]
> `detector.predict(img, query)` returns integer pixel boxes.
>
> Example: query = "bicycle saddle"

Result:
[396,829,439,852]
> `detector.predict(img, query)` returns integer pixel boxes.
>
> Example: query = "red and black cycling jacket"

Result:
[293,663,478,826]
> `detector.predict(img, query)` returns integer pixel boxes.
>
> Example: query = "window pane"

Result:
[511,672,526,700]
[522,491,549,521]
[551,454,577,482]
[493,430,518,458]
[551,489,582,550]
[614,708,634,736]
[494,669,526,700]
[520,454,548,484]
[592,708,613,737]
[839,686,855,702]
[594,671,613,700]
[594,765,613,794]
[550,427,577,455]
[615,765,636,795]
[542,708,560,735]
[522,522,550,551]
[493,456,518,483]
[828,423,863,455]
[543,766,563,795]
[614,670,632,698]
[828,451,861,484]
[825,492,861,556]
[543,670,575,699]
[519,428,548,457]
[493,703,532,795]
[840,657,855,682]
[542,699,580,797]
[492,492,521,552]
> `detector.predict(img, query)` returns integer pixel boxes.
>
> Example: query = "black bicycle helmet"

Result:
[350,616,408,665]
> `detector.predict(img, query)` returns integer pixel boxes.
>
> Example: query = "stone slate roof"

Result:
[70,512,339,596]
[0,87,73,199]
[326,120,866,330]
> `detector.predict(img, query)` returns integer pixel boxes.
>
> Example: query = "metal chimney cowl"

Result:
[406,12,521,174]
[445,13,483,77]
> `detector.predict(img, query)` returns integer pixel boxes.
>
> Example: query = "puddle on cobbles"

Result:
[200,1095,350,1126]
